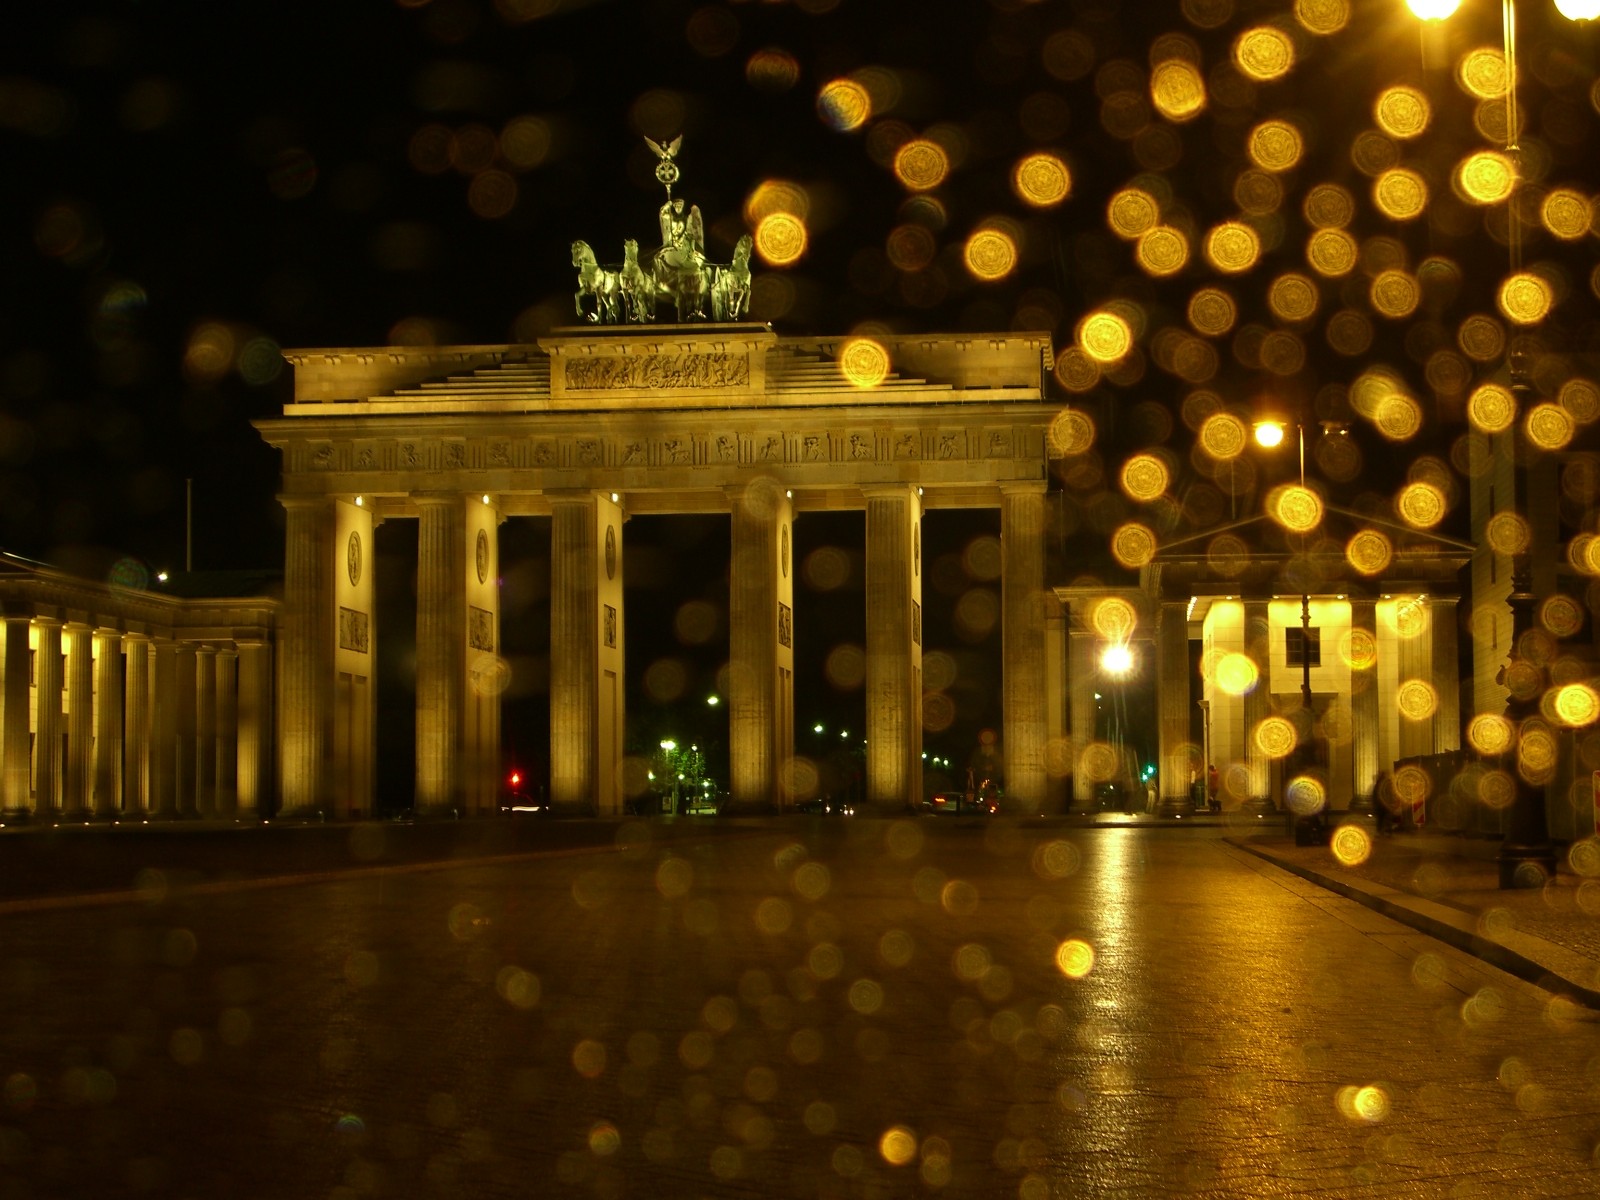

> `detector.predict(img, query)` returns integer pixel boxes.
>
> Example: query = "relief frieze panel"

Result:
[564,352,750,391]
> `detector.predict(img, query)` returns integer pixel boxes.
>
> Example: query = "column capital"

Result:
[411,490,468,508]
[862,483,919,502]
[999,480,1049,496]
[122,629,152,645]
[32,614,62,629]
[278,493,334,511]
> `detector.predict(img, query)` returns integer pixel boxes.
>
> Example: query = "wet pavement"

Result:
[3,819,1600,1197]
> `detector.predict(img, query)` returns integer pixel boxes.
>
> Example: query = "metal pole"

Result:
[185,478,193,572]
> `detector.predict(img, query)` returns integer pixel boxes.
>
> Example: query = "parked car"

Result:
[500,769,550,815]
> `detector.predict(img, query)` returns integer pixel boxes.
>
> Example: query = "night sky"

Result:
[5,0,1600,789]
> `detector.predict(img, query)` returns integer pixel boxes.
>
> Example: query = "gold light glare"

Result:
[1136,226,1189,275]
[1054,350,1101,394]
[1498,273,1553,325]
[894,140,950,191]
[1248,120,1304,171]
[1254,715,1297,757]
[1375,85,1431,139]
[1331,824,1372,866]
[1468,383,1516,433]
[1108,188,1160,239]
[1340,627,1378,671]
[1557,685,1600,728]
[1346,529,1393,575]
[1234,27,1295,80]
[1307,229,1358,276]
[1055,938,1095,978]
[1561,378,1600,424]
[1048,408,1096,454]
[1371,270,1421,318]
[838,338,889,388]
[963,229,1017,280]
[1468,713,1513,755]
[1457,151,1514,204]
[1204,222,1261,273]
[1189,288,1238,335]
[1271,484,1323,532]
[1526,403,1575,451]
[1215,653,1260,696]
[1120,453,1170,501]
[1253,419,1286,449]
[1151,60,1207,121]
[1078,311,1133,362]
[1199,412,1249,459]
[1013,154,1072,207]
[1111,523,1157,567]
[1458,314,1505,360]
[1459,47,1509,99]
[1397,481,1447,528]
[1374,168,1427,220]
[1303,183,1354,228]
[1296,0,1352,35]
[1486,511,1530,555]
[754,213,807,265]
[1269,273,1319,321]
[1375,393,1423,441]
[1541,189,1592,240]
[1092,597,1138,642]
[1397,680,1439,721]
[879,1126,918,1166]
[817,79,872,131]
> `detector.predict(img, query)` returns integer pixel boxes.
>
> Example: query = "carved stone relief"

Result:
[468,605,494,651]
[338,607,369,653]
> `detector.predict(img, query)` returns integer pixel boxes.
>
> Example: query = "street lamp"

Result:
[1405,0,1598,886]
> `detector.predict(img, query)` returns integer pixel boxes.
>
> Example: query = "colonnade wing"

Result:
[258,330,1065,815]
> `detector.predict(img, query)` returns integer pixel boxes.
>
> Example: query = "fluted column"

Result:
[2,616,32,816]
[1002,484,1047,814]
[123,633,150,815]
[195,645,217,816]
[550,496,599,811]
[62,621,94,817]
[1044,596,1068,812]
[1397,597,1429,763]
[1350,597,1379,812]
[1157,599,1193,816]
[1242,600,1273,812]
[1068,619,1096,810]
[149,636,178,818]
[174,642,197,817]
[236,638,270,818]
[415,493,467,813]
[1431,595,1461,754]
[216,648,238,816]
[278,494,336,814]
[728,484,794,812]
[92,629,123,816]
[33,617,62,819]
[864,486,921,810]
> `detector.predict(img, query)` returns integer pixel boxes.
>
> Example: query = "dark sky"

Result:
[5,0,1600,780]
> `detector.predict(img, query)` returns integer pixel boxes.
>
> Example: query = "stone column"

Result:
[92,629,123,816]
[2,615,32,817]
[1001,484,1047,814]
[62,621,94,817]
[1350,596,1379,812]
[550,495,599,811]
[415,493,467,814]
[278,495,336,815]
[1068,617,1096,810]
[195,645,217,816]
[1397,597,1429,763]
[1044,595,1068,813]
[216,647,238,816]
[236,638,271,818]
[728,483,794,812]
[174,642,197,817]
[123,633,150,815]
[1242,599,1273,812]
[33,617,62,819]
[1157,599,1193,816]
[864,486,922,810]
[149,637,179,818]
[1431,595,1461,754]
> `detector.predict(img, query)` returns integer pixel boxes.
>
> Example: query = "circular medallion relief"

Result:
[346,531,362,587]
[475,528,489,584]
[605,525,617,580]
[781,525,790,577]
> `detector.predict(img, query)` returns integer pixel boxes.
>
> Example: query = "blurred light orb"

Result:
[1054,348,1102,394]
[1108,188,1160,239]
[1048,408,1096,455]
[746,48,801,91]
[1272,484,1323,532]
[1331,824,1372,866]
[1375,393,1423,441]
[1486,511,1530,555]
[963,228,1017,280]
[745,179,811,224]
[1204,221,1261,273]
[1371,270,1420,318]
[1459,47,1509,99]
[1285,774,1326,816]
[500,116,551,169]
[1397,680,1439,721]
[467,170,517,219]
[1374,168,1427,220]
[1120,453,1170,501]
[1248,119,1304,171]
[1526,402,1575,451]
[1339,627,1378,671]
[1303,182,1354,229]
[1151,60,1207,121]
[1307,229,1358,276]
[1111,523,1157,567]
[1269,273,1319,322]
[1234,26,1295,80]
[1498,273,1552,325]
[1397,481,1446,528]
[817,79,872,131]
[1055,938,1095,978]
[1200,412,1249,459]
[1541,189,1592,240]
[1352,130,1400,176]
[879,1126,918,1166]
[839,338,889,388]
[1255,715,1297,758]
[1012,153,1072,207]
[1295,0,1351,35]
[1391,597,1429,640]
[1188,288,1238,335]
[1137,226,1189,276]
[1520,722,1560,778]
[1468,713,1514,755]
[1234,168,1283,216]
[1078,311,1133,362]
[1346,529,1393,575]
[1468,383,1516,434]
[1375,86,1431,138]
[1560,378,1600,424]
[1260,331,1306,376]
[1216,653,1261,697]
[1092,596,1138,642]
[886,223,936,272]
[1458,313,1505,361]
[1457,151,1514,204]
[755,213,807,265]
[1555,684,1600,727]
[1327,310,1374,356]
[1100,642,1134,676]
[894,139,949,191]
[1542,595,1584,638]
[1407,0,1461,15]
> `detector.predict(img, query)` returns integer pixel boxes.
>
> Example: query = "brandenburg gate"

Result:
[255,324,1062,817]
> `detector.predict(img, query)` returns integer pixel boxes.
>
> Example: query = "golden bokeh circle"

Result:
[1285,773,1327,816]
[1111,523,1157,567]
[1331,824,1372,866]
[1351,130,1400,177]
[1467,383,1516,434]
[1055,938,1095,979]
[1047,408,1096,455]
[1307,228,1358,277]
[1092,597,1138,642]
[1371,269,1420,318]
[1013,153,1072,207]
[817,79,872,131]
[1078,311,1133,363]
[1249,119,1304,172]
[1459,47,1509,100]
[1479,768,1516,809]
[1136,226,1189,276]
[1375,393,1423,441]
[894,139,950,191]
[1151,61,1207,122]
[1560,378,1600,424]
[1199,412,1249,459]
[1107,188,1160,239]
[1205,222,1260,273]
[1520,722,1559,780]
[1375,85,1430,139]
[1526,402,1575,451]
[1260,331,1306,376]
[1541,594,1585,639]
[1295,0,1351,36]
[963,229,1017,281]
[1340,627,1378,671]
[1053,349,1101,395]
[1234,169,1283,216]
[1346,529,1393,576]
[1272,484,1323,532]
[1485,511,1530,555]
[1541,189,1592,241]
[1254,715,1298,758]
[1268,273,1319,322]
[1215,653,1261,697]
[1303,183,1354,229]
[1458,313,1505,361]
[1397,679,1439,721]
[839,338,889,388]
[1373,168,1427,221]
[1468,713,1514,756]
[1392,597,1428,640]
[1234,26,1295,81]
[754,212,807,265]
[1554,684,1600,728]
[1326,309,1373,356]
[1457,151,1514,204]
[1188,288,1237,336]
[1397,481,1446,528]
[1120,453,1170,501]
[1498,272,1552,325]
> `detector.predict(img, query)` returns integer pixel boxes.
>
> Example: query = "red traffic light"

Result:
[508,771,521,788]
